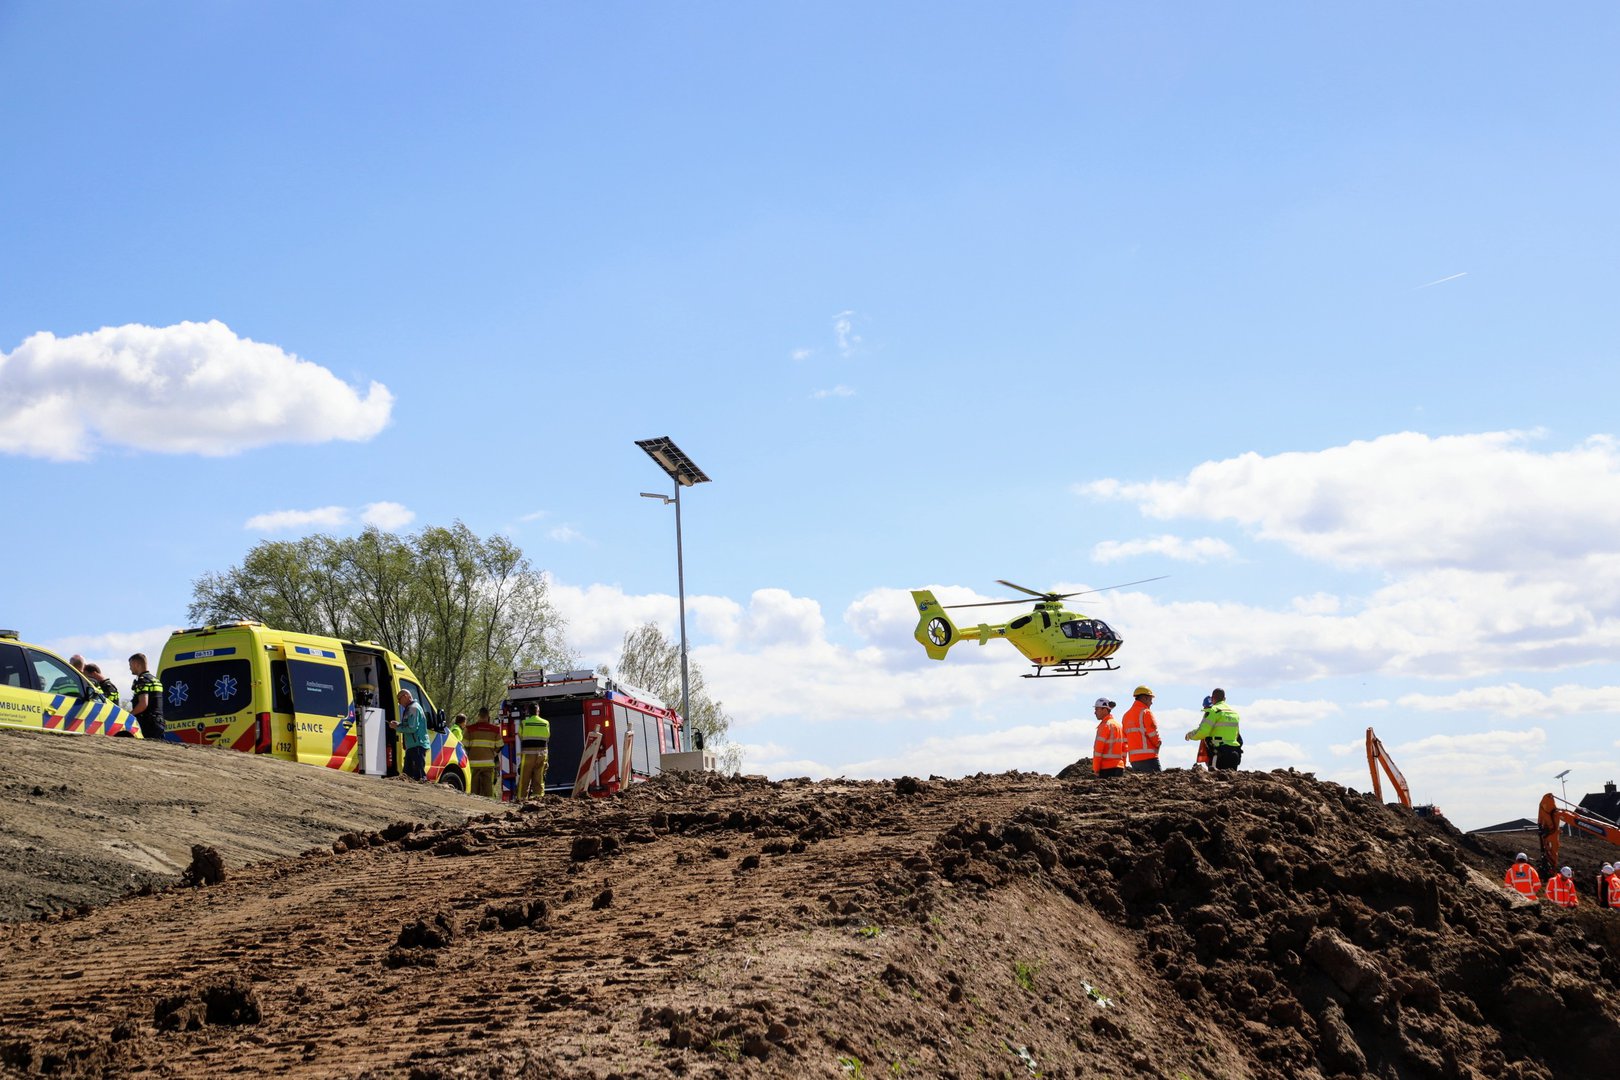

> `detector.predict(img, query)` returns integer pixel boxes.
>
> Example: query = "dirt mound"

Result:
[0,729,483,921]
[0,763,1617,1078]
[915,768,1620,1078]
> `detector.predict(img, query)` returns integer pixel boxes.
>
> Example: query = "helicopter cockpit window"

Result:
[1009,615,1033,630]
[1060,620,1097,640]
[1093,621,1117,640]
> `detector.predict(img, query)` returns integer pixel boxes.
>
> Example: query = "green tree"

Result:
[188,522,572,717]
[605,622,740,773]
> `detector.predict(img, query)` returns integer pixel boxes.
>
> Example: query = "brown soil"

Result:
[1,737,1619,1079]
[0,729,480,921]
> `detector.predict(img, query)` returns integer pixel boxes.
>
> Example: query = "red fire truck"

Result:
[498,669,684,799]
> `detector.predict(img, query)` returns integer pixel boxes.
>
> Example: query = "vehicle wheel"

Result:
[926,617,952,647]
[437,766,467,792]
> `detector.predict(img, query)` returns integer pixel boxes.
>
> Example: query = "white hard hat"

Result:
[1516,852,1528,862]
[1605,863,1615,874]
[1093,698,1115,709]
[1561,866,1573,877]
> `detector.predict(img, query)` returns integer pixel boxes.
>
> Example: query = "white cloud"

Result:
[791,348,813,362]
[359,501,415,529]
[1241,697,1341,731]
[44,625,183,703]
[1081,431,1620,575]
[834,310,861,357]
[1074,432,1620,682]
[244,502,415,533]
[812,385,855,399]
[244,506,351,532]
[1093,535,1236,564]
[519,510,548,522]
[548,525,586,544]
[0,320,393,461]
[1395,682,1620,719]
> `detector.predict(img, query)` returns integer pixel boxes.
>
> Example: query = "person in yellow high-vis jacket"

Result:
[516,702,550,801]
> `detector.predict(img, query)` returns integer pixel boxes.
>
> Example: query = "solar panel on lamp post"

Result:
[635,437,711,754]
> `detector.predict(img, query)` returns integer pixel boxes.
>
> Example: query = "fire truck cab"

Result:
[501,669,683,798]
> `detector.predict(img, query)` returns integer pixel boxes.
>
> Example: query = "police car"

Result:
[0,631,141,738]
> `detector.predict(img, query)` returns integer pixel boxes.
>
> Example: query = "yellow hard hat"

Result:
[1133,686,1154,697]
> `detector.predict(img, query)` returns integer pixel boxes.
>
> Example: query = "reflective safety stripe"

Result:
[1120,701,1160,761]
[1093,717,1128,771]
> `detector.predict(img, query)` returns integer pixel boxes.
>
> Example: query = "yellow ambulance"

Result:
[157,622,469,789]
[0,630,141,738]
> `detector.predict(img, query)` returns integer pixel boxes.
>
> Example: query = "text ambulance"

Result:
[0,631,141,738]
[158,622,469,788]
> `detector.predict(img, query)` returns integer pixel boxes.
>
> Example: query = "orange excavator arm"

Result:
[1366,728,1412,809]
[1539,792,1620,871]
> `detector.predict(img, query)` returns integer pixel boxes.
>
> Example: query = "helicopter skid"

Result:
[1021,659,1120,679]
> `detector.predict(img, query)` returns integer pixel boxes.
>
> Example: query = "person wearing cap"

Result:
[1597,864,1613,909]
[1606,864,1620,911]
[1503,853,1541,898]
[1091,697,1127,778]
[1185,688,1242,770]
[1546,866,1579,908]
[1120,686,1162,773]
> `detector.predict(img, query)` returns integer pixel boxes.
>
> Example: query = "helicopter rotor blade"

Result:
[1049,575,1171,599]
[995,580,1051,599]
[943,598,1043,610]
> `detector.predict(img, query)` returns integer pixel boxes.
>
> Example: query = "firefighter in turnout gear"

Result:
[516,701,550,801]
[463,707,503,799]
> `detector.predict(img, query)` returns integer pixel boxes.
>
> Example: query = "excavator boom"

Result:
[1538,792,1620,870]
[1366,728,1412,809]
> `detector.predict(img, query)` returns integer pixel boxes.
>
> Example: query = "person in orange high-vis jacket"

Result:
[1504,853,1541,898]
[1092,697,1127,778]
[1606,864,1620,910]
[1120,686,1163,773]
[1545,866,1579,908]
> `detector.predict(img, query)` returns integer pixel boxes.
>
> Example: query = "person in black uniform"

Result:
[83,662,120,705]
[128,652,165,741]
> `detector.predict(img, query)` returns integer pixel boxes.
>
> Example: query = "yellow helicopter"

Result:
[910,578,1164,678]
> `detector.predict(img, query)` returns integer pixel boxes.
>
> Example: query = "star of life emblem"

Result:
[167,681,189,709]
[213,674,238,701]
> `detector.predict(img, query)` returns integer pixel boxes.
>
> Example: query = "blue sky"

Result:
[3,4,1616,829]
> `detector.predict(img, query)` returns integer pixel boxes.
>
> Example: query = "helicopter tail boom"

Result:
[910,590,962,660]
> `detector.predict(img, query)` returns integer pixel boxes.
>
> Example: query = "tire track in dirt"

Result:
[0,775,1051,1077]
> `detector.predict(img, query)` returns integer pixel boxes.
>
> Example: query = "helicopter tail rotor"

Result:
[910,590,961,660]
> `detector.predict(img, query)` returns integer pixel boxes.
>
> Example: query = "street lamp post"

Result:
[636,437,711,753]
[1555,769,1572,838]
